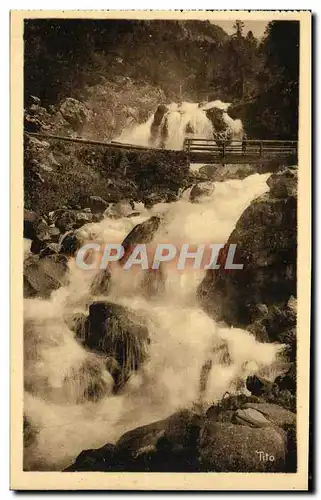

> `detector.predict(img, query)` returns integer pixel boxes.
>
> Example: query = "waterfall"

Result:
[116,101,244,150]
[23,172,285,471]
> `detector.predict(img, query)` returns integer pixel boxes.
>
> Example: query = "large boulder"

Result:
[121,216,161,257]
[59,231,83,257]
[199,164,257,182]
[199,168,297,327]
[81,301,150,392]
[24,253,69,299]
[65,410,202,472]
[87,196,109,214]
[190,181,215,202]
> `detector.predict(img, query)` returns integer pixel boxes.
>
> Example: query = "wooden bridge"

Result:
[184,138,298,165]
[25,131,298,167]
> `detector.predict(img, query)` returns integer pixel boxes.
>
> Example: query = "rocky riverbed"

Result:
[23,164,297,472]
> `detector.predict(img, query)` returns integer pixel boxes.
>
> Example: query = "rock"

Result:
[59,98,90,130]
[149,105,169,146]
[243,402,296,429]
[198,164,220,179]
[74,212,93,228]
[54,210,77,233]
[246,375,274,398]
[24,210,39,240]
[30,235,50,254]
[104,199,134,219]
[87,196,109,214]
[38,242,60,258]
[47,226,61,243]
[274,364,296,394]
[198,164,256,182]
[90,268,111,296]
[59,231,82,257]
[198,422,286,472]
[234,408,271,428]
[24,254,69,298]
[85,301,150,391]
[267,168,297,199]
[64,443,116,472]
[67,312,89,343]
[121,216,161,258]
[143,193,165,208]
[199,168,297,326]
[24,415,38,449]
[116,410,202,471]
[92,213,104,223]
[190,182,215,202]
[65,410,202,472]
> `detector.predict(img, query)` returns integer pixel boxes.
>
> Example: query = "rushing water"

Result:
[116,101,243,150]
[24,171,286,471]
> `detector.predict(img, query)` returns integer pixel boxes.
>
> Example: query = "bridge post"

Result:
[222,142,225,158]
[259,141,263,157]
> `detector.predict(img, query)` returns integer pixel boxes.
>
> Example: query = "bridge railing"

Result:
[184,138,298,158]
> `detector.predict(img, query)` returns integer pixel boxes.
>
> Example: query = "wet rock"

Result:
[47,226,61,243]
[92,213,104,223]
[104,199,134,219]
[54,210,77,233]
[246,375,274,398]
[243,402,296,429]
[74,212,94,229]
[274,364,296,394]
[88,196,109,214]
[121,216,161,257]
[64,443,116,472]
[190,181,215,202]
[143,193,165,208]
[90,268,111,296]
[67,312,89,343]
[234,408,271,428]
[24,254,69,298]
[199,168,297,326]
[198,422,286,472]
[267,168,297,199]
[59,231,82,257]
[115,410,202,471]
[38,242,60,258]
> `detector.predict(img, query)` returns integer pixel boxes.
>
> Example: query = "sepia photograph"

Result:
[10,10,311,491]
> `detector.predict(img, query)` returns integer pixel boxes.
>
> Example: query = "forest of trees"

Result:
[24,19,299,140]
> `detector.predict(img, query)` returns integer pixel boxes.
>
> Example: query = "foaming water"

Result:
[24,172,285,471]
[116,101,243,150]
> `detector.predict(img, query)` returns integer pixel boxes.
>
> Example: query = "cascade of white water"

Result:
[23,172,285,471]
[116,101,243,150]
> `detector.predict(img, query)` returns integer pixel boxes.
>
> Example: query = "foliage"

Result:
[24,136,189,214]
[240,21,300,139]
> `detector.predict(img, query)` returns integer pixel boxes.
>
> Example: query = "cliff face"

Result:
[24,19,229,106]
[198,168,297,332]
